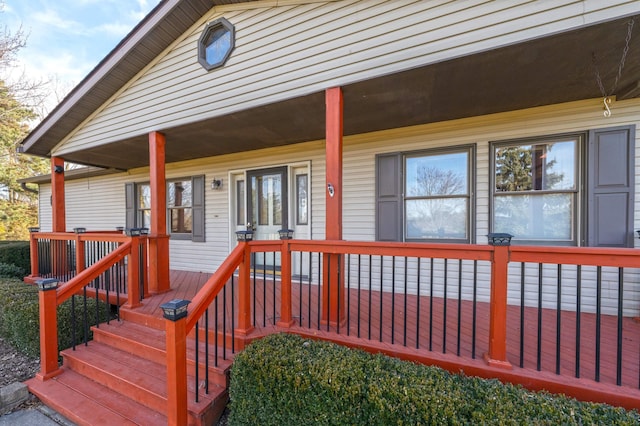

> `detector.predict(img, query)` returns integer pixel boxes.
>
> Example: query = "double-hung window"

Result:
[490,126,634,247]
[125,175,205,242]
[376,146,474,243]
[492,137,578,244]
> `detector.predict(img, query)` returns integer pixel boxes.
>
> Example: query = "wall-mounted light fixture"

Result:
[211,178,222,190]
[54,165,64,174]
[327,183,335,197]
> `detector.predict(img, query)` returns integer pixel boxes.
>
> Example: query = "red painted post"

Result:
[36,282,61,380]
[163,305,188,426]
[322,87,345,326]
[75,234,85,275]
[235,242,254,339]
[28,230,39,279]
[277,239,294,327]
[484,233,513,370]
[149,131,170,294]
[125,234,141,309]
[51,157,66,233]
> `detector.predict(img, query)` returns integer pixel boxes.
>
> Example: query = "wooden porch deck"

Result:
[128,269,640,398]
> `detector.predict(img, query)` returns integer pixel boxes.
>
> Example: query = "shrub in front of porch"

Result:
[0,278,112,358]
[229,333,640,425]
[0,241,30,275]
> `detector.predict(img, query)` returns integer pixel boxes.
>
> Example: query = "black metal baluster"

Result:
[416,258,421,350]
[231,274,235,353]
[429,257,434,352]
[520,262,525,368]
[223,284,227,360]
[443,259,448,354]
[575,265,581,378]
[348,254,354,337]
[105,269,111,325]
[83,286,89,346]
[617,268,623,386]
[596,266,602,382]
[308,252,312,328]
[317,253,321,330]
[368,255,372,340]
[263,257,266,327]
[327,254,331,332]
[252,252,256,327]
[379,256,384,342]
[71,295,77,350]
[298,250,303,326]
[214,295,219,367]
[337,254,341,335]
[391,256,395,345]
[195,320,199,403]
[205,308,210,395]
[556,264,562,375]
[457,259,462,356]
[537,263,542,371]
[403,257,408,347]
[472,260,477,359]
[272,252,276,326]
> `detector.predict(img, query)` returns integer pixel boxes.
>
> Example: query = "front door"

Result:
[247,167,288,268]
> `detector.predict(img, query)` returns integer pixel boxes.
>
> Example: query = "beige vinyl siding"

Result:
[40,97,640,315]
[38,185,52,232]
[53,0,638,156]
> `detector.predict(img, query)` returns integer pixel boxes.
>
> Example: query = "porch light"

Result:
[36,278,59,291]
[125,228,141,237]
[54,165,64,174]
[278,229,294,240]
[211,178,222,190]
[487,233,513,246]
[160,299,190,321]
[235,230,254,242]
[73,227,86,234]
[28,227,40,233]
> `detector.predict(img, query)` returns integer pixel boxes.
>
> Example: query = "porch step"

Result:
[26,320,231,425]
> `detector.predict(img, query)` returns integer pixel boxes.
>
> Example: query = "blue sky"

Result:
[3,0,160,110]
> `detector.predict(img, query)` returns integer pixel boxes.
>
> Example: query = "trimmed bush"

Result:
[0,262,26,278]
[0,278,112,358]
[230,333,640,425]
[0,241,30,275]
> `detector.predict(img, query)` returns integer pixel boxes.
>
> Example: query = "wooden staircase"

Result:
[26,308,232,425]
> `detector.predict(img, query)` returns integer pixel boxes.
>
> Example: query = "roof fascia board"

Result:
[22,0,185,155]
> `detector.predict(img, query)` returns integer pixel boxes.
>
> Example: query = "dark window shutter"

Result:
[192,175,205,242]
[588,125,635,247]
[125,183,135,229]
[376,153,402,241]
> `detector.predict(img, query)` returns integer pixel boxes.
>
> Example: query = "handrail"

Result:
[510,245,640,268]
[287,240,494,260]
[185,243,245,331]
[33,232,130,243]
[56,241,131,304]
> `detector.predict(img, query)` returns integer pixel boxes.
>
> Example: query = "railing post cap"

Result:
[73,227,86,234]
[28,226,40,233]
[235,229,254,242]
[125,228,141,237]
[487,233,513,246]
[36,278,59,291]
[160,299,190,321]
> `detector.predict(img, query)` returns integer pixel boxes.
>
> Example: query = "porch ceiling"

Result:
[50,14,640,170]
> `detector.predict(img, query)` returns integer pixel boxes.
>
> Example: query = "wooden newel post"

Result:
[125,229,142,309]
[36,279,62,381]
[235,230,254,340]
[277,230,294,327]
[28,227,40,279]
[161,299,189,426]
[484,233,513,370]
[73,227,86,276]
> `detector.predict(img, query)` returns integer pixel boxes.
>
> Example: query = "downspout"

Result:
[20,182,39,194]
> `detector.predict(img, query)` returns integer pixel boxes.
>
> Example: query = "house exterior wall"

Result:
[38,97,640,316]
[52,0,638,156]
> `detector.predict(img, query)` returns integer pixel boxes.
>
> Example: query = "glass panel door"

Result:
[247,167,288,269]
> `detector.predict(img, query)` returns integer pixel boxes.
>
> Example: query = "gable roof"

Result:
[20,0,252,158]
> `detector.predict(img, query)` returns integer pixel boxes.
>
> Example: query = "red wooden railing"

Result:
[30,231,147,380]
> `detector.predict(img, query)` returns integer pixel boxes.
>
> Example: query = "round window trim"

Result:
[198,17,235,71]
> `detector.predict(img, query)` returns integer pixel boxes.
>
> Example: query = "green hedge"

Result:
[0,241,30,275]
[0,278,112,358]
[229,333,640,425]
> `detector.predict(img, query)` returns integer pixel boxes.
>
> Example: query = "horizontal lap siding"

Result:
[54,0,636,155]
